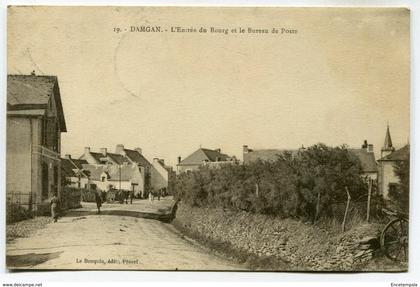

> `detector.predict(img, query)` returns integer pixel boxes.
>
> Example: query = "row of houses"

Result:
[177,127,409,200]
[62,145,172,197]
[6,73,409,211]
[6,73,172,212]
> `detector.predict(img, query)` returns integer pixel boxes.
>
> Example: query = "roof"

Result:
[89,152,105,163]
[244,146,378,174]
[61,158,88,177]
[383,125,393,149]
[378,145,410,161]
[71,158,88,170]
[82,164,141,182]
[154,159,172,172]
[124,149,152,168]
[178,148,231,166]
[348,149,378,173]
[61,158,77,177]
[243,149,295,163]
[107,153,130,165]
[7,75,67,132]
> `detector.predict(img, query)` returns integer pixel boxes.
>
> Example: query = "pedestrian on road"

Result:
[125,190,129,204]
[157,188,161,201]
[148,189,154,202]
[130,190,135,204]
[95,191,102,214]
[50,192,59,222]
[118,190,124,204]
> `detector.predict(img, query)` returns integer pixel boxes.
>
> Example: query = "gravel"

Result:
[7,216,52,242]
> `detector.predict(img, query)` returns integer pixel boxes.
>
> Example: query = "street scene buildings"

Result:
[5,7,410,272]
[7,74,66,212]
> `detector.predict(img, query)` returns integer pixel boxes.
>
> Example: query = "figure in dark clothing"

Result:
[130,190,135,204]
[118,190,124,204]
[101,191,107,203]
[50,192,59,222]
[95,191,102,214]
[124,190,128,204]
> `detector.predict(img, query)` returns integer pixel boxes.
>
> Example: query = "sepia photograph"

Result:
[5,6,411,272]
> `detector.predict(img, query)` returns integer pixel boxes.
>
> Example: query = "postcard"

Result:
[6,6,410,271]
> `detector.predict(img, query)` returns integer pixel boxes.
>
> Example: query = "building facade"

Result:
[177,148,237,173]
[377,126,410,199]
[80,164,145,196]
[77,144,171,196]
[7,74,67,211]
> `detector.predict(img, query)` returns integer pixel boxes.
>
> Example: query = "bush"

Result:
[174,144,368,223]
[61,187,82,209]
[81,189,98,202]
[6,202,33,224]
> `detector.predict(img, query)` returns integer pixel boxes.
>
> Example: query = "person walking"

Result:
[130,190,135,204]
[125,190,129,204]
[148,189,153,202]
[157,188,161,201]
[50,192,59,222]
[95,191,102,214]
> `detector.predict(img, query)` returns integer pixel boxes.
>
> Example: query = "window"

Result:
[388,183,398,198]
[101,176,106,182]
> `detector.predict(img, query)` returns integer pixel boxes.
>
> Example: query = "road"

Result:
[6,197,243,270]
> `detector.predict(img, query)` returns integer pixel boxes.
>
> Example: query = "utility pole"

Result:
[119,164,121,192]
[366,178,372,222]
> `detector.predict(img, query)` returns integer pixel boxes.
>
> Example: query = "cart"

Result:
[380,208,409,262]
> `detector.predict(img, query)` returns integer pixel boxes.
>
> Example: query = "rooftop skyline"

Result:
[8,7,410,167]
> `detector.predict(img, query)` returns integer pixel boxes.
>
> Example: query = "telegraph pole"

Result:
[119,164,121,192]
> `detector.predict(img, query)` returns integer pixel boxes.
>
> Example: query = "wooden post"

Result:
[342,186,351,233]
[255,182,259,197]
[366,178,372,222]
[315,191,321,223]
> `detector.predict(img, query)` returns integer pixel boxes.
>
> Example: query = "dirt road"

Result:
[6,197,243,270]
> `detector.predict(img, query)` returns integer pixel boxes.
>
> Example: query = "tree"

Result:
[391,156,410,212]
[295,144,366,223]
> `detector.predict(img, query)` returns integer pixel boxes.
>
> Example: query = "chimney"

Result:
[134,147,142,154]
[362,140,368,149]
[65,154,71,159]
[178,156,182,164]
[367,144,374,153]
[100,148,107,156]
[214,148,221,153]
[243,145,249,153]
[115,144,124,154]
[84,147,91,154]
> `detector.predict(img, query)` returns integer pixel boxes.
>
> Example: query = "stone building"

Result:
[77,144,171,196]
[80,164,145,196]
[348,140,378,181]
[177,148,237,173]
[7,74,66,211]
[377,126,410,199]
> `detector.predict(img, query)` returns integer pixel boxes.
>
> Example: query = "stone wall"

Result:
[173,202,383,271]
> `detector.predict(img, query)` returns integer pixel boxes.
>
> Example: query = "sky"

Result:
[7,7,410,166]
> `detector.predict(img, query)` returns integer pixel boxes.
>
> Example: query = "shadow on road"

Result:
[7,251,63,268]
